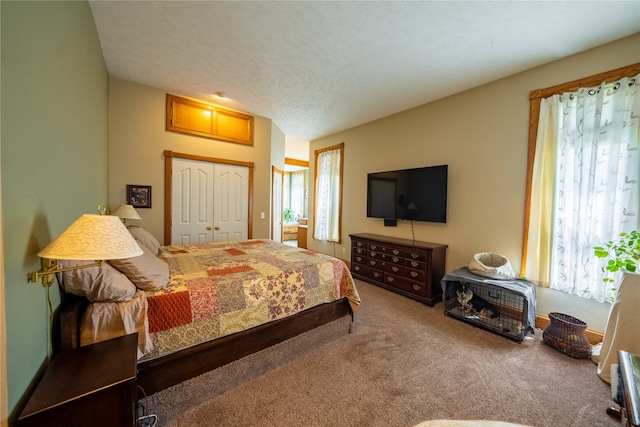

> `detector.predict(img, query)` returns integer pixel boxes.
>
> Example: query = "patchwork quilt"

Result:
[141,239,360,360]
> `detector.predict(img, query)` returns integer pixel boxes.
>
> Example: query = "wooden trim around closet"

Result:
[520,62,640,275]
[163,150,255,245]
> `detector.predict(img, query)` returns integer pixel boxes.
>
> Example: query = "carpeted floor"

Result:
[144,279,617,427]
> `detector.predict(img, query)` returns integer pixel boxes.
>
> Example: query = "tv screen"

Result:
[367,165,448,223]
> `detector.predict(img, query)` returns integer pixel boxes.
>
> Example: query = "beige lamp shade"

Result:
[37,214,143,260]
[110,204,141,221]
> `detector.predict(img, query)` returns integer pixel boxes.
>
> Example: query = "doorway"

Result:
[272,166,283,243]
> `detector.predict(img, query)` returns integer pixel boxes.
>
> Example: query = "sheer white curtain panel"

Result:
[314,147,341,242]
[291,172,305,219]
[528,74,639,302]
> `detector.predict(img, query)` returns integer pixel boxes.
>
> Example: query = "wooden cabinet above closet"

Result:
[166,94,254,146]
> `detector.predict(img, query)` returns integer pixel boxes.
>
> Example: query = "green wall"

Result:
[1,1,108,421]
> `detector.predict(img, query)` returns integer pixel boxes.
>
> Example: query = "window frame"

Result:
[312,143,344,244]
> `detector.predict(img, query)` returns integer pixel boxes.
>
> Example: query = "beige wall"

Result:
[309,34,640,275]
[108,78,281,241]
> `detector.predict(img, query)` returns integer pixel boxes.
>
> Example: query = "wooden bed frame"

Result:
[56,294,353,397]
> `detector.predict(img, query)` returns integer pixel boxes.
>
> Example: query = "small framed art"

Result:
[127,185,152,208]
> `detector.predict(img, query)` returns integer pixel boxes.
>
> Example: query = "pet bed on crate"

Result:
[441,267,536,341]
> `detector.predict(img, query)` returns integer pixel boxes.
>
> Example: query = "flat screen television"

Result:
[367,164,448,223]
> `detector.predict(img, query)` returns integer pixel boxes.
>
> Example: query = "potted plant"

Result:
[592,229,640,384]
[594,230,640,287]
[283,208,297,224]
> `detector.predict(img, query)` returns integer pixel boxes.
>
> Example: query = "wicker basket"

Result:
[543,312,592,359]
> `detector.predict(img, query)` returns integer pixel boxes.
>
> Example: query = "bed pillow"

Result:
[108,244,170,291]
[127,226,161,255]
[59,260,137,302]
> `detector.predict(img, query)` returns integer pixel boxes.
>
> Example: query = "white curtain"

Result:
[531,74,639,302]
[290,171,305,219]
[283,173,291,210]
[314,148,341,242]
[524,96,559,287]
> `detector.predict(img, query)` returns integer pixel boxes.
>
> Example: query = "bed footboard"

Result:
[57,294,353,396]
[137,298,352,395]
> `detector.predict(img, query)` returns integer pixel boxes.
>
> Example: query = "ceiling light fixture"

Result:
[215,91,228,99]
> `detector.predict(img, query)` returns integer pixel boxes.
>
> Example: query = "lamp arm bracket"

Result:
[28,259,104,286]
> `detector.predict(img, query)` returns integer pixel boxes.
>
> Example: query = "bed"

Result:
[56,229,360,396]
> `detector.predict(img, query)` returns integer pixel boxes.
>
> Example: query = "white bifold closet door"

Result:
[171,158,248,245]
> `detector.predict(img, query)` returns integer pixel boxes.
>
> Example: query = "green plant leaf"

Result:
[594,230,640,284]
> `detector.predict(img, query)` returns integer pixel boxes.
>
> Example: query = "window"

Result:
[313,143,344,243]
[523,64,640,302]
[283,171,306,222]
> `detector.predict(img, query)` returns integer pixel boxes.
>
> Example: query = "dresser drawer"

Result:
[366,257,388,270]
[405,258,426,270]
[353,246,367,256]
[405,267,426,282]
[405,250,428,262]
[383,274,426,297]
[380,245,403,257]
[369,260,403,274]
[369,250,403,265]
[383,253,403,264]
[352,254,366,266]
[352,264,383,281]
[353,240,367,249]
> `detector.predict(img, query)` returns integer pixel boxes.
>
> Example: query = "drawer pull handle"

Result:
[354,266,360,271]
[392,267,399,272]
[356,256,362,262]
[357,242,364,247]
[413,284,421,291]
[374,272,380,278]
[393,249,400,255]
[371,245,377,250]
[411,261,419,267]
[369,261,376,266]
[370,251,377,257]
[411,253,419,259]
[411,271,418,277]
[392,257,399,262]
[386,277,394,283]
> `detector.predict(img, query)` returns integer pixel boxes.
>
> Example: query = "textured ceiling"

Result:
[89,1,640,144]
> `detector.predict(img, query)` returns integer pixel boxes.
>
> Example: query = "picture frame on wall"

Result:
[127,185,152,208]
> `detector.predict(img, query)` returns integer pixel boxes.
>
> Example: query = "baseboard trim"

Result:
[535,314,603,345]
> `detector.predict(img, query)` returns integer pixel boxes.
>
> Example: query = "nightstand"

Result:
[18,333,138,427]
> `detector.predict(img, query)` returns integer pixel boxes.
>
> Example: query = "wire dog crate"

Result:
[442,268,536,341]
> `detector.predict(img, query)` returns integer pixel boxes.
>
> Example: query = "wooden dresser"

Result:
[349,233,447,306]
